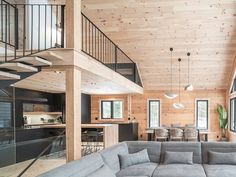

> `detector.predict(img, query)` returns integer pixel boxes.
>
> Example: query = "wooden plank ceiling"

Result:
[82,0,236,90]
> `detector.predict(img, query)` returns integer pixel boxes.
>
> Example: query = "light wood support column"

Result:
[66,66,81,162]
[65,0,81,50]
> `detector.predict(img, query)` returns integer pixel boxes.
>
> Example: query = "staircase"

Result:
[0,0,64,87]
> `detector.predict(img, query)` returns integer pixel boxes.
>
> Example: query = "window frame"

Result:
[100,99,124,119]
[230,97,236,132]
[147,99,161,128]
[195,99,209,130]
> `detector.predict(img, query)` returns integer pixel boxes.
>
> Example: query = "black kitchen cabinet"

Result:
[118,123,138,142]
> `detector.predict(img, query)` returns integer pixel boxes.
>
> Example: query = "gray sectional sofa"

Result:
[38,141,236,177]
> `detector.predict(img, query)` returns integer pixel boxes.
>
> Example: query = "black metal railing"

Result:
[0,0,17,62]
[0,2,65,62]
[81,13,142,87]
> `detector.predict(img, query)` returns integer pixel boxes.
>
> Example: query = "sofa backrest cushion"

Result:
[160,142,202,164]
[119,149,150,169]
[208,151,236,165]
[163,151,193,164]
[99,142,128,174]
[126,141,162,163]
[37,153,104,177]
[202,142,236,164]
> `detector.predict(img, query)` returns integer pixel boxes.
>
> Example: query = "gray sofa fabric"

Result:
[153,164,206,177]
[38,153,104,177]
[203,165,236,177]
[99,142,129,174]
[201,142,236,163]
[161,142,202,164]
[119,149,150,169]
[38,142,236,177]
[86,164,116,177]
[116,162,158,177]
[126,141,162,163]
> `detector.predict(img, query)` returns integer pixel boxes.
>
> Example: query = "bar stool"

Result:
[81,130,103,156]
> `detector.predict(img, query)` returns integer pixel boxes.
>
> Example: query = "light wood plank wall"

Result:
[229,131,236,142]
[91,89,226,141]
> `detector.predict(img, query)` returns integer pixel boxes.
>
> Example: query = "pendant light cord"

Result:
[171,50,173,92]
[187,52,190,85]
[178,58,181,103]
[170,48,173,92]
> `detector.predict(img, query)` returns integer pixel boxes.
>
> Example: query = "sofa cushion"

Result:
[85,164,116,177]
[203,164,236,177]
[116,162,158,177]
[208,151,236,165]
[99,142,128,174]
[37,153,104,177]
[164,151,193,164]
[202,142,236,163]
[119,149,150,169]
[152,164,206,177]
[123,176,149,177]
[161,142,202,164]
[126,141,162,163]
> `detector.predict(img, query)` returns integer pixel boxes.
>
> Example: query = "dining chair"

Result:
[169,128,183,141]
[184,128,198,141]
[154,128,169,141]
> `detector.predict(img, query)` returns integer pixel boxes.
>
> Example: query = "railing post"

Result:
[133,63,136,83]
[61,5,65,48]
[4,3,7,62]
[14,6,18,58]
[115,46,117,71]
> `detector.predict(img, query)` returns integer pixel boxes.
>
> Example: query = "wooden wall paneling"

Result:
[82,0,236,90]
[91,89,226,141]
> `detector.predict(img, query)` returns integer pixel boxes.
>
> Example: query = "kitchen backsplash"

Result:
[23,114,61,125]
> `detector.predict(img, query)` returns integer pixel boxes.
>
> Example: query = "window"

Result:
[148,100,160,128]
[0,102,12,128]
[231,78,236,93]
[230,98,236,132]
[101,100,123,119]
[196,100,209,130]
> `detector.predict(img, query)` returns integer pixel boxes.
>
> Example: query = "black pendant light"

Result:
[173,58,184,109]
[164,48,178,99]
[185,52,194,91]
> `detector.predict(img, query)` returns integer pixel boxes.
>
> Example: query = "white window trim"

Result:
[147,99,161,128]
[195,98,210,130]
[99,99,124,120]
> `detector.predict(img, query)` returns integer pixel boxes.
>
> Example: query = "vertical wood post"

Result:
[66,66,81,162]
[65,0,82,50]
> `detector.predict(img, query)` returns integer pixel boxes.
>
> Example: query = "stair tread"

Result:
[16,56,52,66]
[0,71,20,80]
[0,62,38,72]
